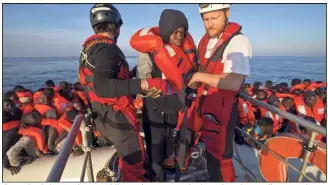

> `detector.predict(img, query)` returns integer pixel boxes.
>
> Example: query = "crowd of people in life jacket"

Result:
[3,3,327,183]
[2,80,113,175]
[235,79,327,149]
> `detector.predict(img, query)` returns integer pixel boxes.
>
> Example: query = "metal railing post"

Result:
[297,131,317,182]
[80,115,94,182]
[46,114,85,182]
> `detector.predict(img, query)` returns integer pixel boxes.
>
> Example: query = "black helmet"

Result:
[90,4,123,28]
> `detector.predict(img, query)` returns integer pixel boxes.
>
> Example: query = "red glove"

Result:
[145,78,177,95]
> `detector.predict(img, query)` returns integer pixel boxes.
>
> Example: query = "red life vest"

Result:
[195,23,243,130]
[305,82,318,91]
[58,112,82,146]
[19,103,34,115]
[294,96,325,141]
[3,121,20,131]
[291,83,305,92]
[275,92,295,100]
[130,26,198,92]
[53,94,72,115]
[33,91,44,104]
[263,88,272,97]
[34,104,62,134]
[16,91,33,99]
[41,118,63,135]
[294,96,325,123]
[238,98,256,125]
[79,34,138,127]
[18,126,48,153]
[34,104,54,116]
[260,107,284,134]
[317,82,326,88]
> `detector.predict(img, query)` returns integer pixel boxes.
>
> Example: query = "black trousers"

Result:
[142,98,178,182]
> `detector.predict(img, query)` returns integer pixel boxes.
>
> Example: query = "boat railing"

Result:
[235,92,326,182]
[46,92,326,182]
[46,114,94,182]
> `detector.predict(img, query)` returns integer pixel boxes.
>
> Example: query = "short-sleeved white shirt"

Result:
[204,34,252,76]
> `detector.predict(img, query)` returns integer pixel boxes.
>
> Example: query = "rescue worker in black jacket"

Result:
[78,4,174,182]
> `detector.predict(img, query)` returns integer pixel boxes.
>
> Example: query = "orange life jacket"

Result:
[58,112,82,146]
[79,34,138,127]
[317,82,326,88]
[294,96,325,140]
[305,82,318,91]
[16,91,33,99]
[275,92,295,100]
[19,103,34,115]
[291,83,305,92]
[130,26,199,131]
[130,26,198,92]
[18,126,48,153]
[238,98,256,125]
[294,96,325,123]
[3,120,20,131]
[260,106,284,134]
[34,104,54,116]
[263,88,272,97]
[34,104,62,134]
[41,118,63,135]
[53,94,72,115]
[33,91,44,104]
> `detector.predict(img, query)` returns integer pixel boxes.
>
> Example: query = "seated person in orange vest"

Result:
[280,97,297,133]
[295,91,325,140]
[33,88,45,104]
[253,89,268,119]
[47,87,73,116]
[251,81,262,97]
[244,117,274,150]
[7,111,46,170]
[15,89,34,115]
[57,100,87,156]
[295,91,325,123]
[236,88,256,145]
[260,95,284,135]
[34,91,62,154]
[3,99,23,175]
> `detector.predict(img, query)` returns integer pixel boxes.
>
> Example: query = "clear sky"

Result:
[3,4,326,57]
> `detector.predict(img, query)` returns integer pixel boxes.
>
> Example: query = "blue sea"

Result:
[3,56,327,93]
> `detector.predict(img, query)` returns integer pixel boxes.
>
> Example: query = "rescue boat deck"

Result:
[3,144,326,182]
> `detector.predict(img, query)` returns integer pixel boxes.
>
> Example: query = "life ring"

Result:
[259,133,326,182]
